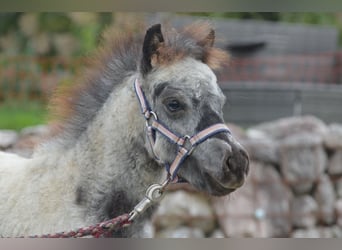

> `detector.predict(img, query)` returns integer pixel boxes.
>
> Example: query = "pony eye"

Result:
[166,99,182,112]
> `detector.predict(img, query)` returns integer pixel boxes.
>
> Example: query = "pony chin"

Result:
[178,171,239,197]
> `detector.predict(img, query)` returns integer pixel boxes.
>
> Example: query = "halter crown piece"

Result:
[134,78,232,182]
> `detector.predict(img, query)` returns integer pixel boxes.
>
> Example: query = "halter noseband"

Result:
[134,78,231,182]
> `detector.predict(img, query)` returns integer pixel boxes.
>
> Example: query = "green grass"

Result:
[0,100,48,131]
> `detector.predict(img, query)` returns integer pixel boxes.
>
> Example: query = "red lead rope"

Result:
[25,213,131,238]
[23,176,170,238]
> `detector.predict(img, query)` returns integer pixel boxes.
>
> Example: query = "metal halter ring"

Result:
[145,111,158,127]
[128,176,171,222]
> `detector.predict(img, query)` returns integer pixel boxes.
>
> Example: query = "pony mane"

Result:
[49,21,229,147]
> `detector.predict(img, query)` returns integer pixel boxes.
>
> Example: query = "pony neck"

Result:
[41,76,163,213]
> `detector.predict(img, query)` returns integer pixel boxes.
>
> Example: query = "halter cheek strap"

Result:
[134,78,231,181]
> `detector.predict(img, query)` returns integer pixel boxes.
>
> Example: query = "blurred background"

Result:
[1,12,342,238]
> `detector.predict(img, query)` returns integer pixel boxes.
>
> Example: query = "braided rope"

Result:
[26,213,131,238]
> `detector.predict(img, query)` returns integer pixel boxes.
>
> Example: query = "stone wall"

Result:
[151,115,342,238]
[1,115,342,237]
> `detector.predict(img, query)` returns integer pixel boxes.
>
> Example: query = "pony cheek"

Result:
[151,138,176,164]
[144,140,156,159]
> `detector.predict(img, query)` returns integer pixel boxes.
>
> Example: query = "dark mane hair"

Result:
[49,21,229,146]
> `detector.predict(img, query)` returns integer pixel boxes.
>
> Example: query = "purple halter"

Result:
[134,78,231,181]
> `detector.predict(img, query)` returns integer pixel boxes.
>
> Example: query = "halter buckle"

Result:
[180,135,194,155]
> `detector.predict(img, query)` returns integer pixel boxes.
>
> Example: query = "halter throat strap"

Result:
[134,78,231,181]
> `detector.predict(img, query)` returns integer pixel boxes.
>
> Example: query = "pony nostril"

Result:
[223,155,233,174]
[227,156,233,169]
[224,149,249,175]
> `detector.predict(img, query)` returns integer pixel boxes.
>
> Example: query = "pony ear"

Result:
[141,24,164,75]
[198,29,215,48]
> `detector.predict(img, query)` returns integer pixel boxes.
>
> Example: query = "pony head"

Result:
[137,23,249,196]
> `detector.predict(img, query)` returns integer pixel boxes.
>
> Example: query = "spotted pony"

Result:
[0,22,249,237]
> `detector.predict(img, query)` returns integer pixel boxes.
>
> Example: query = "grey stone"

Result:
[258,164,293,237]
[212,161,291,237]
[324,123,342,149]
[329,225,342,238]
[336,179,342,199]
[314,174,336,225]
[210,229,226,238]
[241,137,279,164]
[292,226,342,238]
[279,131,323,147]
[327,150,342,176]
[153,190,215,234]
[328,225,342,238]
[226,122,248,141]
[248,115,327,141]
[20,125,50,137]
[279,133,327,194]
[212,166,256,237]
[335,199,342,227]
[291,195,318,228]
[291,228,320,238]
[155,226,205,238]
[141,221,154,238]
[252,163,292,237]
[0,130,18,149]
[6,125,52,158]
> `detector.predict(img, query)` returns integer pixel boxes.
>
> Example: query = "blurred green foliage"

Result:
[39,13,72,33]
[0,12,113,56]
[0,100,48,130]
[0,13,20,34]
